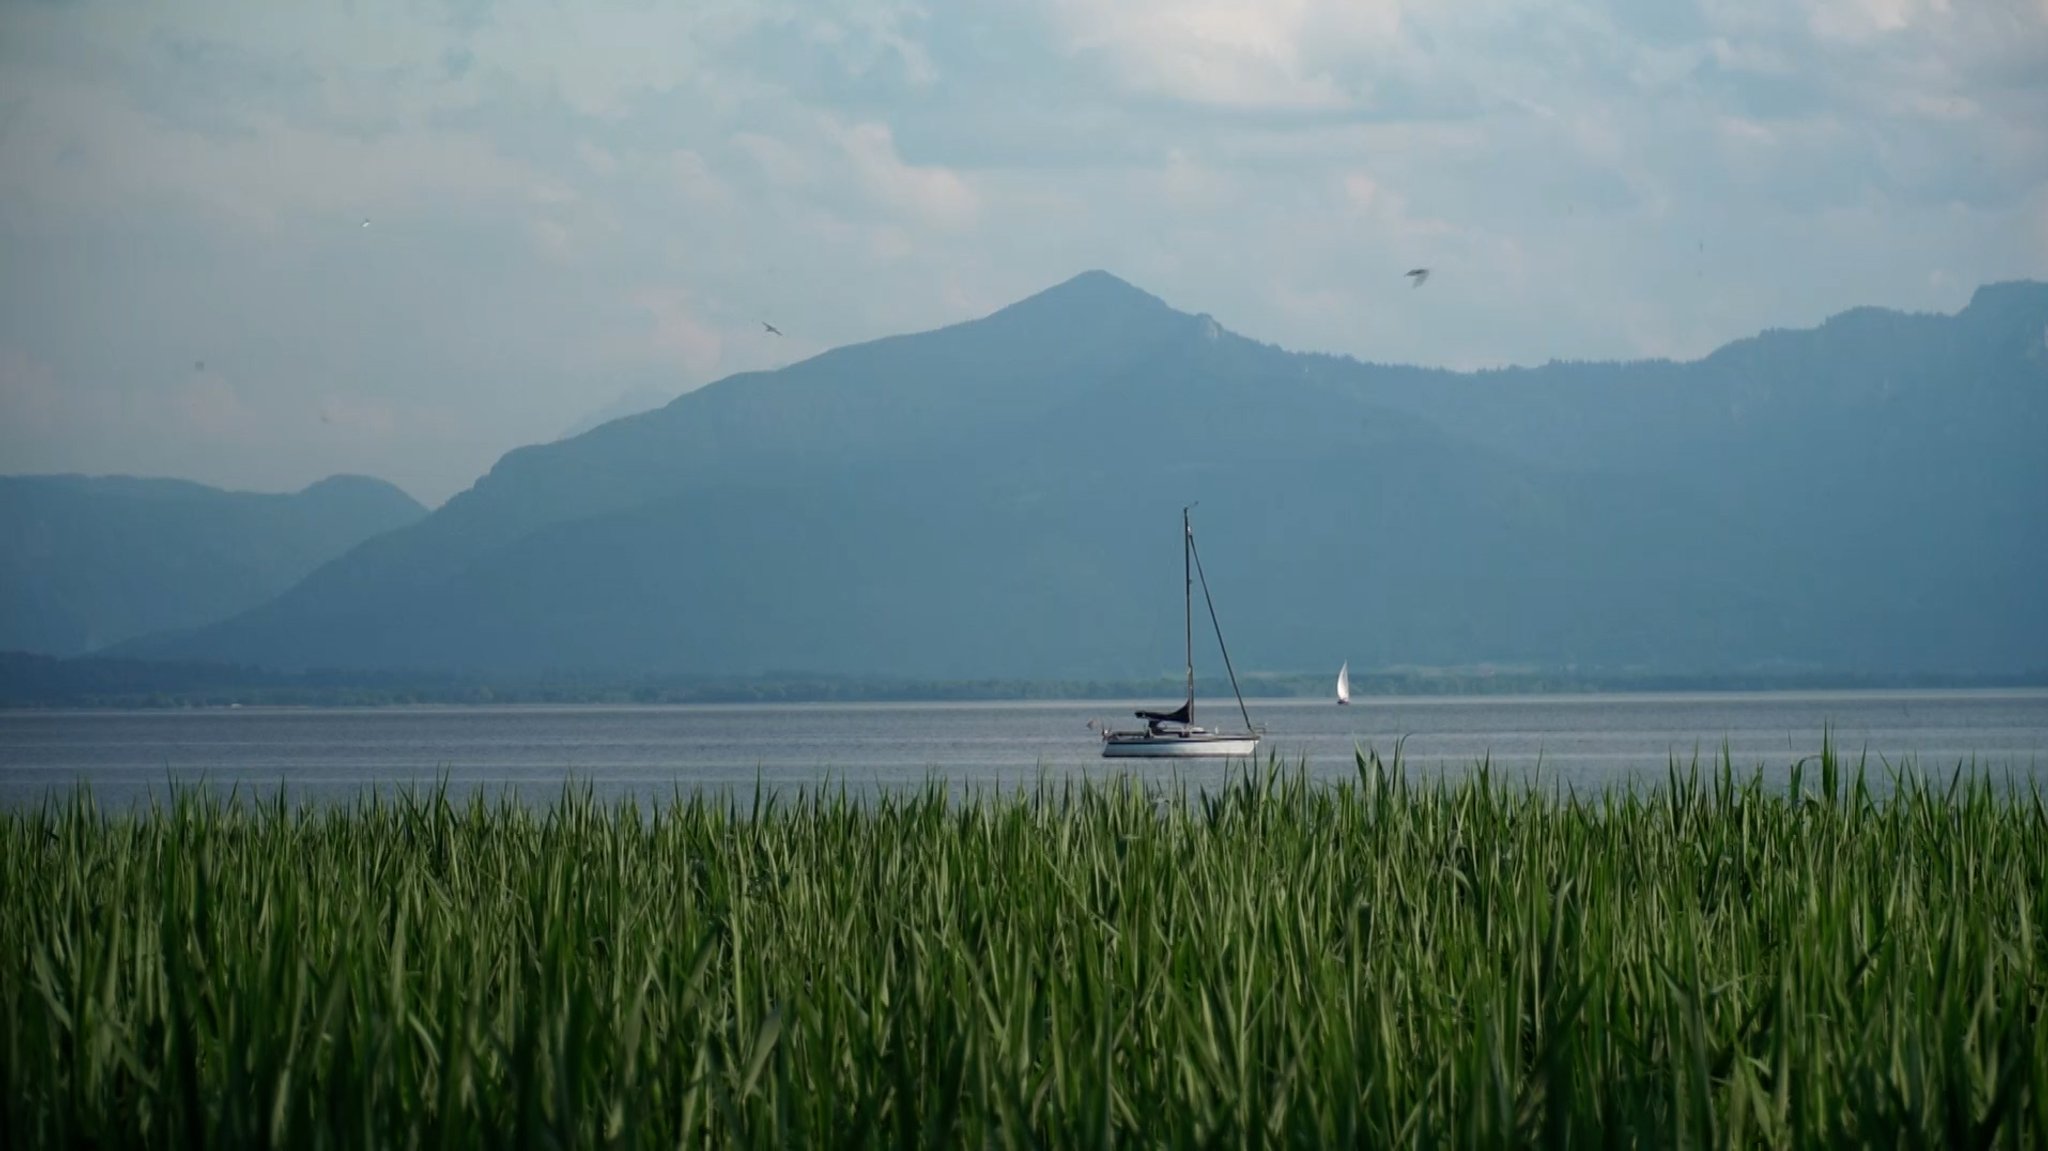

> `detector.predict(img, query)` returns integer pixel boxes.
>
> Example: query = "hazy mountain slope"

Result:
[130,272,2048,678]
[1326,281,2048,669]
[1341,282,2048,483]
[0,474,425,655]
[553,381,678,442]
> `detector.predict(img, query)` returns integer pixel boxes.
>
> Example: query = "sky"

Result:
[1,0,2045,506]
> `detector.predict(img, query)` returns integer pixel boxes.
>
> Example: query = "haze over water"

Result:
[4,689,2044,810]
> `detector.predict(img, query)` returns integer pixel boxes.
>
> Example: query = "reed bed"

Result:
[4,741,2045,1148]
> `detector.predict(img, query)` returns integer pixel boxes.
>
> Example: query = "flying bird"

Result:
[1406,268,1430,288]
[194,360,204,372]
[360,218,371,228]
[761,321,783,336]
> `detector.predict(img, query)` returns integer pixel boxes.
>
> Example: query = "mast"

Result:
[1183,505,1194,718]
[1186,509,1256,733]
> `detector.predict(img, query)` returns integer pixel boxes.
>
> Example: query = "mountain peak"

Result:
[1967,278,2048,303]
[1958,280,2048,356]
[299,473,404,497]
[1061,268,1150,293]
[297,474,426,513]
[1964,279,2048,320]
[986,269,1180,325]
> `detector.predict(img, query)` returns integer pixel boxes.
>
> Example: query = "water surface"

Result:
[3,690,2044,809]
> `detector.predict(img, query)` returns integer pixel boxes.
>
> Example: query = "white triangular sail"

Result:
[1336,661,1351,704]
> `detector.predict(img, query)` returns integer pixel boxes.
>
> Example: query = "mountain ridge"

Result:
[119,271,2048,679]
[1,473,425,656]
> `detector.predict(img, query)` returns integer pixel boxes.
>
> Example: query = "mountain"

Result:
[553,380,679,442]
[0,474,425,656]
[124,272,2048,679]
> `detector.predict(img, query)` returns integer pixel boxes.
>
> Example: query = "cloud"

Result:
[0,350,73,440]
[437,2,763,120]
[1806,0,1926,42]
[665,149,738,215]
[799,2,941,88]
[1156,148,1240,214]
[733,130,817,188]
[4,351,333,469]
[170,371,266,440]
[828,117,979,228]
[1334,169,1459,245]
[577,142,619,177]
[633,288,728,377]
[314,392,403,439]
[0,66,539,234]
[1043,0,1408,111]
[2,0,2045,504]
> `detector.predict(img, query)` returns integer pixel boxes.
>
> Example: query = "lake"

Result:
[3,689,2045,809]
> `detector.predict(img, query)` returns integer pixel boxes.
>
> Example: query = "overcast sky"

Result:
[2,0,2045,505]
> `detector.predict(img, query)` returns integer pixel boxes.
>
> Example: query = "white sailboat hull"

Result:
[1101,732,1261,758]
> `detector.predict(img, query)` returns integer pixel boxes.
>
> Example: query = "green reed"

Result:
[4,739,2045,1148]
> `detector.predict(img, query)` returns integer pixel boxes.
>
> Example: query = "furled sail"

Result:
[1135,700,1192,725]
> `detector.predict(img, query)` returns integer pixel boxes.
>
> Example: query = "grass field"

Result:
[5,741,2045,1147]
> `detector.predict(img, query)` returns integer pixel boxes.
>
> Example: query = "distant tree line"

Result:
[2,651,2041,709]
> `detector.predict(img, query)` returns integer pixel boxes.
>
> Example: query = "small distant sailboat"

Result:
[1099,506,1262,758]
[1336,661,1351,705]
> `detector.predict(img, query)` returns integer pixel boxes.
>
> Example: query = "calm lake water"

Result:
[3,690,2045,809]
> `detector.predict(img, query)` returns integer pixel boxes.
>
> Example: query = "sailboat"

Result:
[1336,661,1351,705]
[1099,507,1263,758]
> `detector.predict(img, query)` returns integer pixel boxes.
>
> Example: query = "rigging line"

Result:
[1183,506,1194,711]
[1186,523,1255,733]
